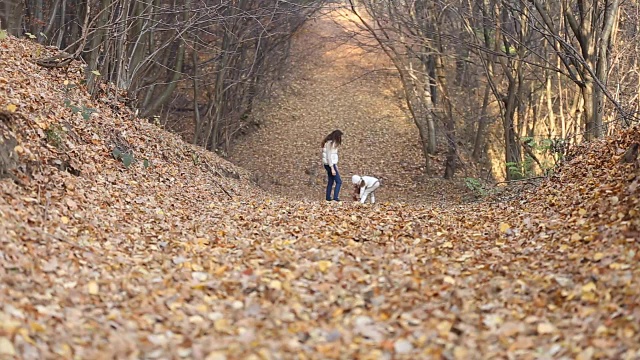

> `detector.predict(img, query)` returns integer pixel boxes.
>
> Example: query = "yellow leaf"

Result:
[443,276,456,285]
[536,322,556,334]
[442,241,453,249]
[5,104,17,113]
[268,280,282,290]
[13,145,24,154]
[576,347,594,360]
[18,328,35,345]
[0,337,16,355]
[87,281,99,295]
[53,343,72,357]
[436,320,452,335]
[61,216,70,224]
[593,253,604,261]
[578,208,587,216]
[498,222,510,233]
[332,308,344,318]
[205,351,228,360]
[483,314,503,328]
[453,346,469,360]
[316,260,332,273]
[214,265,228,276]
[609,263,630,270]
[0,317,20,333]
[571,233,582,241]
[63,80,69,85]
[582,282,596,293]
[595,325,608,335]
[35,118,48,129]
[214,318,229,332]
[29,322,46,333]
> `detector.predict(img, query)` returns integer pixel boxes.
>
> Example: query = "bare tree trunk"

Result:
[1,0,25,36]
[140,39,185,118]
[55,0,66,48]
[43,0,61,39]
[419,54,437,154]
[32,0,44,41]
[472,83,491,160]
[545,70,556,136]
[433,13,457,179]
[503,80,522,180]
[192,43,202,145]
[581,80,596,141]
[86,0,111,92]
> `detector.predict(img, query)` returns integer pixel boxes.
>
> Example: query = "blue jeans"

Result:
[324,164,342,200]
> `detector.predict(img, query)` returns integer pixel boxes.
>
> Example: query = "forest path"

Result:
[229,7,461,204]
[1,27,639,359]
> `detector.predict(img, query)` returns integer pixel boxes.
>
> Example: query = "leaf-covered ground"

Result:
[1,13,640,360]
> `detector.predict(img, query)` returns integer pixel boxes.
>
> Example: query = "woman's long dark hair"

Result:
[321,130,343,147]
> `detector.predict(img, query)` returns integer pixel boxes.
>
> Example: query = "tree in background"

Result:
[0,0,325,154]
[2,0,639,180]
[346,0,637,181]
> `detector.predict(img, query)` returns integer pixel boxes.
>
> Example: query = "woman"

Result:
[321,130,343,201]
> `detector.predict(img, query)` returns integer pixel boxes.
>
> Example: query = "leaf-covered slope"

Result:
[1,34,640,360]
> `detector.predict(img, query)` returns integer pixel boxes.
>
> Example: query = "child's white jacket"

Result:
[358,176,379,198]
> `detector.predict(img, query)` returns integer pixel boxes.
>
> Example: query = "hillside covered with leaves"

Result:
[2,31,640,360]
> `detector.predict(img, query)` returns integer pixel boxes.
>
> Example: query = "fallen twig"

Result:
[201,158,234,199]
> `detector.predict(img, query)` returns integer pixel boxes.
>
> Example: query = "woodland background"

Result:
[2,0,639,184]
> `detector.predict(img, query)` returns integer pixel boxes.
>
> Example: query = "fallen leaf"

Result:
[453,346,469,360]
[537,322,556,334]
[582,282,596,293]
[0,337,16,355]
[576,347,594,360]
[192,272,208,281]
[87,281,99,295]
[497,322,524,337]
[205,351,227,360]
[394,339,413,354]
[268,280,282,290]
[508,336,534,351]
[214,318,230,332]
[317,260,332,273]
[42,258,58,272]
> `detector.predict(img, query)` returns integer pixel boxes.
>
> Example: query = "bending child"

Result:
[351,175,381,204]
